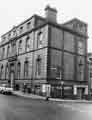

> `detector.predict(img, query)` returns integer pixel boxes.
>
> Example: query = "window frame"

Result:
[36,55,42,76]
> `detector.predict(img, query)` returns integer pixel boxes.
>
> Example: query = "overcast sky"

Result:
[0,0,92,52]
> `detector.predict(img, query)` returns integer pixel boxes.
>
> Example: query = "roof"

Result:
[1,14,88,39]
[63,18,87,26]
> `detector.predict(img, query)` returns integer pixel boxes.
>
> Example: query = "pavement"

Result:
[12,90,92,103]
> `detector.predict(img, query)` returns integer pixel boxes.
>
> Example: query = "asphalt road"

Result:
[0,94,92,120]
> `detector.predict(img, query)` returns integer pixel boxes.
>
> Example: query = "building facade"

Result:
[87,53,92,95]
[0,6,88,98]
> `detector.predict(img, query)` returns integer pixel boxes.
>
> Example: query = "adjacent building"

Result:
[87,53,92,95]
[0,5,88,98]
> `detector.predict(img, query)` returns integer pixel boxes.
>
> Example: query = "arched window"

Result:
[0,65,3,79]
[18,40,22,53]
[24,59,29,79]
[37,31,43,48]
[27,22,31,29]
[5,64,8,80]
[1,47,5,59]
[36,55,42,76]
[25,36,30,51]
[7,45,10,57]
[17,62,21,80]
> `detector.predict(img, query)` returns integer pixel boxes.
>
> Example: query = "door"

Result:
[77,88,82,99]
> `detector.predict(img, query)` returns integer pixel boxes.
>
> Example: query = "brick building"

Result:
[0,6,88,98]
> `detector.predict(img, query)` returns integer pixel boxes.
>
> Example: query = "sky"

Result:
[0,0,92,52]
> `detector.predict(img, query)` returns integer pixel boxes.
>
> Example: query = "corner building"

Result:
[0,6,88,99]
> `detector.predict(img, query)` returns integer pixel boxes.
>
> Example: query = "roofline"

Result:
[0,20,88,47]
[47,21,88,39]
[1,15,88,39]
[1,14,38,37]
[32,15,88,38]
[63,18,88,26]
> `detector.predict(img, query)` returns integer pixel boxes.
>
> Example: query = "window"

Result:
[78,41,84,54]
[19,26,23,33]
[56,66,61,79]
[17,62,21,79]
[78,59,84,81]
[1,47,5,59]
[13,30,16,36]
[27,22,31,29]
[8,33,11,39]
[25,36,30,51]
[18,40,22,53]
[0,65,3,79]
[5,64,8,80]
[24,60,29,78]
[37,31,43,48]
[90,72,92,78]
[89,58,92,61]
[3,36,6,41]
[7,45,10,57]
[36,55,41,76]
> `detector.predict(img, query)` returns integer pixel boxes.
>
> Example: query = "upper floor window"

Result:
[24,59,29,79]
[78,41,84,54]
[0,65,3,79]
[89,58,92,61]
[1,47,5,59]
[17,62,21,79]
[27,22,31,29]
[56,66,62,79]
[3,36,6,41]
[25,36,30,51]
[7,45,10,57]
[5,64,8,80]
[19,26,23,33]
[8,33,11,39]
[18,40,22,53]
[36,55,42,76]
[90,72,92,78]
[37,31,43,48]
[13,30,16,36]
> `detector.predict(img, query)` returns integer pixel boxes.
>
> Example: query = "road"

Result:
[0,94,92,120]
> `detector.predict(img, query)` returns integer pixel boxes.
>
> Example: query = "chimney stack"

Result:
[45,5,57,23]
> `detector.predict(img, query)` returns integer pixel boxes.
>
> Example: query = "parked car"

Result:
[0,84,13,95]
[0,85,5,93]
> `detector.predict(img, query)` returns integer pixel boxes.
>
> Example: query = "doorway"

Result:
[77,88,85,99]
